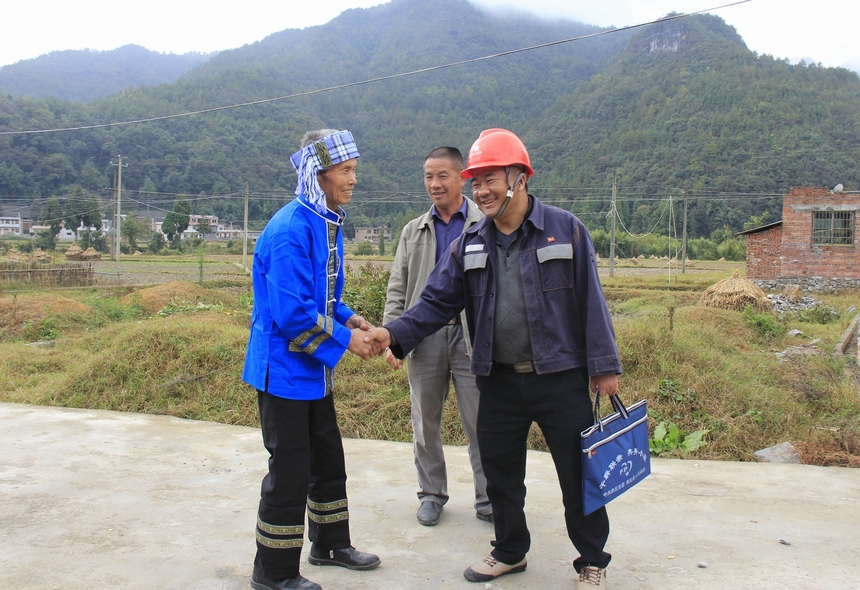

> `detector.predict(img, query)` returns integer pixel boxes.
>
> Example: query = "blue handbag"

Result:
[580,391,650,515]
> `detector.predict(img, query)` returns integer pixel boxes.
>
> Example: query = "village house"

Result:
[739,187,859,291]
[0,212,24,235]
[354,225,391,243]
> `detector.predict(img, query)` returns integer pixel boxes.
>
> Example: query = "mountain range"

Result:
[0,45,213,102]
[1,0,858,240]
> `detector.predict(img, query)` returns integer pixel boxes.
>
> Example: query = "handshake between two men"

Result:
[345,314,393,361]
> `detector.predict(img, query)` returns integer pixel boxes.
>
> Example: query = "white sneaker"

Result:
[578,566,607,588]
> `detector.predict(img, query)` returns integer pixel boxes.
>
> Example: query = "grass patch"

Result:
[1,274,857,467]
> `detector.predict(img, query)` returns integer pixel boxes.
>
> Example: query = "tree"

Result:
[162,195,191,242]
[64,186,89,234]
[40,196,64,238]
[378,234,385,256]
[149,231,166,253]
[743,212,769,232]
[35,229,56,251]
[121,213,151,251]
[196,217,211,237]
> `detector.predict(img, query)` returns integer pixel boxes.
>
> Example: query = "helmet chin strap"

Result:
[492,167,526,219]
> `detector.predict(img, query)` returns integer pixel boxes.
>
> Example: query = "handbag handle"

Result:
[592,387,630,432]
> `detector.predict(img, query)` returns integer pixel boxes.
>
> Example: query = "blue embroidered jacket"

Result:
[242,196,355,399]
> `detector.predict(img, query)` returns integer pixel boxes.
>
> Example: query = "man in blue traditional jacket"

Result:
[243,128,381,590]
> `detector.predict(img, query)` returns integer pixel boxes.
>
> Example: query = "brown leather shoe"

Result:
[463,555,527,582]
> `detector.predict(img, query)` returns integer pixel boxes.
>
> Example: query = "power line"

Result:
[0,1,751,136]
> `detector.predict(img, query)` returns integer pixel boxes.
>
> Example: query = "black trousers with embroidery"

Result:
[255,390,351,580]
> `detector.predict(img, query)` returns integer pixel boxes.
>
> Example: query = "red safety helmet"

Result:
[460,128,534,179]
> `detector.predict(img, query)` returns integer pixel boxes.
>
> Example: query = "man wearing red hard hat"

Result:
[370,128,621,588]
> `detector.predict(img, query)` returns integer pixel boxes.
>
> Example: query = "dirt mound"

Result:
[0,294,90,339]
[121,281,214,314]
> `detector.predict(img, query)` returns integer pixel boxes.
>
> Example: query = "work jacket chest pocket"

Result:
[536,243,574,291]
[463,252,488,297]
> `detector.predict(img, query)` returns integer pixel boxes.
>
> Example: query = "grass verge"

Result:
[0,272,857,467]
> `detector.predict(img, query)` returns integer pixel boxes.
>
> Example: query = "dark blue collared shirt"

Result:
[431,198,468,263]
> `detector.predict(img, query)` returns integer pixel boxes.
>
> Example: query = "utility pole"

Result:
[110,155,128,262]
[681,181,688,274]
[668,194,673,285]
[243,182,249,271]
[609,173,617,278]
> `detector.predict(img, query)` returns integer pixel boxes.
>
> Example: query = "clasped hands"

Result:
[345,315,392,361]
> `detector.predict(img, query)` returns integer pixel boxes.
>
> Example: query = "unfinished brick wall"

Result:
[745,225,782,279]
[780,188,860,279]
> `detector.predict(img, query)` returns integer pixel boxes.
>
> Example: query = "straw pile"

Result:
[32,248,52,263]
[65,243,84,260]
[699,270,771,312]
[79,247,101,260]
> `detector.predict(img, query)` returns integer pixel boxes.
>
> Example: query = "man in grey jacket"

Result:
[382,146,491,526]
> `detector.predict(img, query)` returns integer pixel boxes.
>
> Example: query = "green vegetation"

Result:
[3,3,859,244]
[0,259,857,467]
[0,45,212,102]
[742,306,788,342]
[650,420,708,457]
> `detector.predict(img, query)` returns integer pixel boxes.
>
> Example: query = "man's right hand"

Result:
[384,348,403,370]
[365,327,392,351]
[348,328,380,360]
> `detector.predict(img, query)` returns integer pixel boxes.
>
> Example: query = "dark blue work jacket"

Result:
[386,196,622,378]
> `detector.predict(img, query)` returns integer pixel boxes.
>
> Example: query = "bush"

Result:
[785,305,838,324]
[742,306,786,341]
[717,238,746,261]
[342,262,390,326]
[354,241,376,256]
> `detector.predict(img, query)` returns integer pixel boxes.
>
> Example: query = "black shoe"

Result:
[308,545,381,570]
[476,511,494,523]
[250,567,322,590]
[417,500,442,526]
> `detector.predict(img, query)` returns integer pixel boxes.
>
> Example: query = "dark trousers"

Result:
[475,366,611,572]
[254,390,351,580]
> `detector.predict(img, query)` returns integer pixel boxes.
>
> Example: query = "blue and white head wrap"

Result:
[290,130,360,214]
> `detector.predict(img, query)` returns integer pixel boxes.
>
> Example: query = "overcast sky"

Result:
[2,0,858,72]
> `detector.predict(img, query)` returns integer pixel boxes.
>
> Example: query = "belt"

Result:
[495,361,535,373]
[447,316,460,325]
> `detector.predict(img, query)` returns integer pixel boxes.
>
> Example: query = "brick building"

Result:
[739,187,859,289]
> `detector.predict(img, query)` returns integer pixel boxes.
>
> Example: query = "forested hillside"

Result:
[1,0,858,239]
[0,45,213,102]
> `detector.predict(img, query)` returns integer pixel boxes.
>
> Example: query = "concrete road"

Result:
[1,402,858,590]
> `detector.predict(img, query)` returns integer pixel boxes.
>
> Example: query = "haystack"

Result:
[32,248,52,263]
[699,270,771,312]
[79,247,102,261]
[65,243,84,260]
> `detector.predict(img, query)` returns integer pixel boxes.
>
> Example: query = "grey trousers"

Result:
[406,323,490,514]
